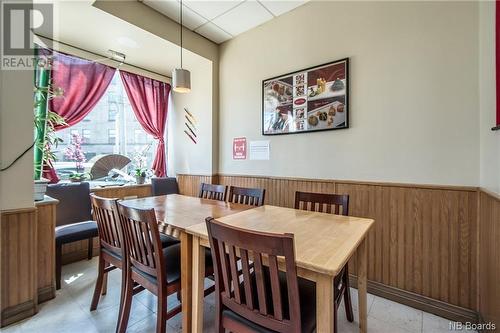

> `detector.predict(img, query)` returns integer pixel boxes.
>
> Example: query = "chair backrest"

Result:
[90,193,123,255]
[46,182,93,226]
[198,183,227,201]
[228,186,265,206]
[294,191,349,216]
[151,177,179,196]
[206,217,302,333]
[117,203,165,282]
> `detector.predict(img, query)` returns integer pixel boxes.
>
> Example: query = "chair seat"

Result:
[132,244,213,285]
[224,271,317,333]
[160,233,180,248]
[55,221,98,245]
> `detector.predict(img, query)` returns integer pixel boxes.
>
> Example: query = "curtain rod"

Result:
[36,34,172,79]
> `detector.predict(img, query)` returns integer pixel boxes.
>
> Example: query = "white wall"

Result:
[0,69,35,210]
[219,1,479,186]
[168,50,215,176]
[479,1,500,195]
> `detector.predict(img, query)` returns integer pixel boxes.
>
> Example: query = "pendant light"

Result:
[172,0,191,93]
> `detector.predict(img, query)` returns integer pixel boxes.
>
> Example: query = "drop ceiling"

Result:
[142,0,308,44]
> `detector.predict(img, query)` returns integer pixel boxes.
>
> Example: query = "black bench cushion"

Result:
[151,177,179,196]
[46,182,93,227]
[55,221,98,245]
[132,244,212,285]
[222,270,317,333]
[160,234,180,248]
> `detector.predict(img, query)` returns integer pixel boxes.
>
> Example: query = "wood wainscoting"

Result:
[0,207,38,327]
[60,184,153,265]
[478,189,500,329]
[177,173,482,323]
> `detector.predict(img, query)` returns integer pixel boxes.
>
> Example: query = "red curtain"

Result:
[42,50,116,182]
[119,71,170,177]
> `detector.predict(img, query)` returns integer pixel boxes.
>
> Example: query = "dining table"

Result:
[186,204,375,333]
[120,194,252,333]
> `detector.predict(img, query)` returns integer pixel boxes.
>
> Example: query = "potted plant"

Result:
[64,132,89,182]
[131,144,151,185]
[134,168,147,184]
[33,55,65,200]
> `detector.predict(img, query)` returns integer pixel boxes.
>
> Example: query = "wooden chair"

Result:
[198,183,227,201]
[227,186,266,206]
[294,191,353,333]
[206,217,316,333]
[116,203,215,333]
[89,194,126,321]
[46,182,98,290]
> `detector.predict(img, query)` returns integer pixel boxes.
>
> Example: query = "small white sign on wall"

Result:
[249,141,270,160]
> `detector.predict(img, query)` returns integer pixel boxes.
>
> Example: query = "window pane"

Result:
[53,72,159,178]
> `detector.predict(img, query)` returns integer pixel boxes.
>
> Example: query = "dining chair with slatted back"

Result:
[206,217,317,333]
[116,203,182,333]
[294,191,353,333]
[294,191,349,215]
[89,194,125,314]
[227,186,266,206]
[198,183,227,201]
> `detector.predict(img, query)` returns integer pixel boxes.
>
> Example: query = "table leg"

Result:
[357,237,368,333]
[180,231,192,333]
[191,236,205,333]
[316,273,334,333]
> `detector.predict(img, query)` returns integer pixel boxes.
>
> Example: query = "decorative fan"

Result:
[89,154,131,180]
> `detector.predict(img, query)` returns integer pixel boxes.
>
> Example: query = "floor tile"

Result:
[369,296,423,333]
[0,258,477,333]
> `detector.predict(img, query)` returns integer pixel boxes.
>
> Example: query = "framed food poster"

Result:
[262,58,349,135]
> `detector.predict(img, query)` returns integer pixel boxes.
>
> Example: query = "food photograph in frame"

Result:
[262,58,348,135]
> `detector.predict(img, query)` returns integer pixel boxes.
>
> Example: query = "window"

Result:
[108,129,116,144]
[82,129,91,143]
[108,103,118,121]
[54,72,158,176]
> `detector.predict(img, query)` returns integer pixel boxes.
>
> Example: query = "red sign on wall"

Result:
[233,137,247,160]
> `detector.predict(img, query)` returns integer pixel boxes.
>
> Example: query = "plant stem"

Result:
[33,62,50,180]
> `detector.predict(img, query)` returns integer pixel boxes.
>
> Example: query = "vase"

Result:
[136,175,146,185]
[34,178,49,201]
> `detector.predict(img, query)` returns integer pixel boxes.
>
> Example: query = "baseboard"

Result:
[62,247,99,265]
[349,275,479,324]
[37,285,55,304]
[1,301,37,327]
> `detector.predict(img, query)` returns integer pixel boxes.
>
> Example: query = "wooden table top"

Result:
[186,205,374,277]
[120,194,252,231]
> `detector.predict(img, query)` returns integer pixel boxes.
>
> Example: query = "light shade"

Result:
[172,68,191,93]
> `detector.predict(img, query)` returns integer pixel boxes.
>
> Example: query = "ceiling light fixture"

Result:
[172,0,191,93]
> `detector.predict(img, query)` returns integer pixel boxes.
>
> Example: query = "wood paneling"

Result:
[478,189,500,329]
[35,197,58,303]
[178,173,480,319]
[61,184,152,264]
[177,174,217,197]
[0,207,38,327]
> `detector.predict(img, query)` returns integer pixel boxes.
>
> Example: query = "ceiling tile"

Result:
[212,1,273,37]
[184,0,243,20]
[195,22,232,44]
[143,0,208,30]
[258,0,306,16]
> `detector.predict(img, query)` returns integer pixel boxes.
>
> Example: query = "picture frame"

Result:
[262,58,349,135]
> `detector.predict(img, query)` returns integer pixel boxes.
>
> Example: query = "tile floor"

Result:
[0,258,477,333]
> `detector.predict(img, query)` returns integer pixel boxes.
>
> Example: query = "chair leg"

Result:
[90,256,105,311]
[117,270,133,333]
[116,262,127,333]
[102,262,110,295]
[343,266,354,322]
[87,237,93,260]
[156,295,168,333]
[55,244,62,290]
